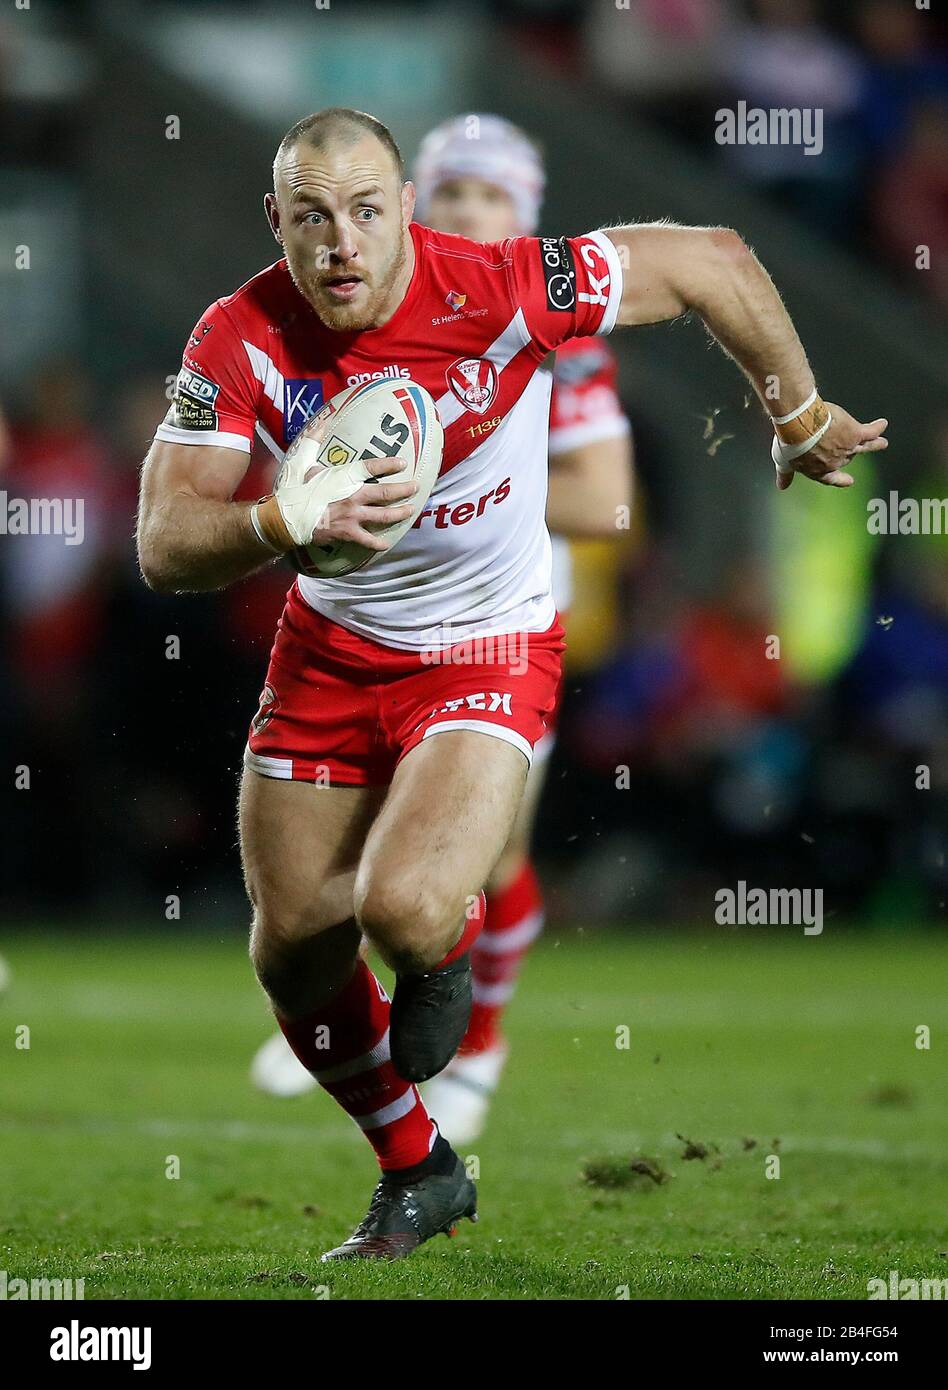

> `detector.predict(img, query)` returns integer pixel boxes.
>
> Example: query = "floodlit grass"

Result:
[1,927,945,1300]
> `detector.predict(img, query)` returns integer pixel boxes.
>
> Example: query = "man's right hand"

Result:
[256,456,418,554]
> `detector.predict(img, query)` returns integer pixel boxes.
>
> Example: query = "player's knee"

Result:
[248,897,324,987]
[354,872,454,973]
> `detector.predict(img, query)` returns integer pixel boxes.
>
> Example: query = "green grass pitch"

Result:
[1,927,946,1300]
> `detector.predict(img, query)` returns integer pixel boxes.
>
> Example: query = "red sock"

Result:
[461,862,543,1054]
[278,959,436,1171]
[432,890,486,969]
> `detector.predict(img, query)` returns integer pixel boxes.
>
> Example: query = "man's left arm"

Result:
[602,222,888,489]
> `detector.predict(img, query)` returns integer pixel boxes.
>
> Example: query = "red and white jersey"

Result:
[155,222,623,649]
[547,336,630,612]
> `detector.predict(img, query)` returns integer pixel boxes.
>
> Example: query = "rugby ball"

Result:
[279,378,444,578]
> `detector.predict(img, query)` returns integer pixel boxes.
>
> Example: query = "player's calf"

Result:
[249,912,361,1018]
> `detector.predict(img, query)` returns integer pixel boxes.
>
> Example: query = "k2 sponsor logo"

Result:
[577,241,611,310]
[284,379,325,443]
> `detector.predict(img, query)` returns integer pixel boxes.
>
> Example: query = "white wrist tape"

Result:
[771,387,818,426]
[272,436,371,547]
[250,502,282,554]
[771,411,832,474]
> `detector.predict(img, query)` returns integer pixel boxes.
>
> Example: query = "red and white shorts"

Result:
[244,583,566,788]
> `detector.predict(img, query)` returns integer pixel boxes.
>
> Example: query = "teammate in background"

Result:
[249,116,633,1146]
[137,107,887,1261]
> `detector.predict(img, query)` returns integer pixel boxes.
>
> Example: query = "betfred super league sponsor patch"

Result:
[172,367,220,430]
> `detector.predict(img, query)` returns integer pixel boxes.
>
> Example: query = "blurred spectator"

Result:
[2,359,121,908]
[553,551,803,901]
[4,359,118,691]
[854,0,948,161]
[584,0,735,136]
[874,99,948,311]
[716,0,866,236]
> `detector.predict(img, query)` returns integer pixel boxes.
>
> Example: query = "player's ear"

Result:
[264,192,283,245]
[401,180,416,224]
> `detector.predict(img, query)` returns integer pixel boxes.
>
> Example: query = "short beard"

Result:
[287,229,408,333]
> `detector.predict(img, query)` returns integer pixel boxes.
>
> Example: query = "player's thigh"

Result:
[488,748,550,892]
[355,730,529,943]
[239,768,383,939]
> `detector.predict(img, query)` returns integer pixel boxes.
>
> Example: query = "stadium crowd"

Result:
[545,0,948,308]
[1,358,944,925]
[0,0,944,926]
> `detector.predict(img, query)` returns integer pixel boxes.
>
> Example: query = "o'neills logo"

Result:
[346,364,410,386]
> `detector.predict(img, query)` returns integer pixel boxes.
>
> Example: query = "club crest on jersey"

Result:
[284,379,325,443]
[188,319,214,349]
[445,357,498,415]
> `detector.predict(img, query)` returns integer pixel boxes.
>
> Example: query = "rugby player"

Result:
[249,115,634,1147]
[136,106,887,1261]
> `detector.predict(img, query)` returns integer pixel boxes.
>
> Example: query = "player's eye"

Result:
[356,207,379,221]
[301,211,325,226]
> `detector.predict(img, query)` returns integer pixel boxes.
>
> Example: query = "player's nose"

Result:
[333,224,359,264]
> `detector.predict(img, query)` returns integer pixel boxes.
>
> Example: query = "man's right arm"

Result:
[137,437,419,594]
[136,438,272,593]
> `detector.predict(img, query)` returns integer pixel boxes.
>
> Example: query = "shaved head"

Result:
[274,108,405,190]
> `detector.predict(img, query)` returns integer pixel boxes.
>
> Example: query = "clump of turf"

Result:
[581,1155,670,1189]
[863,1083,915,1108]
[676,1134,710,1161]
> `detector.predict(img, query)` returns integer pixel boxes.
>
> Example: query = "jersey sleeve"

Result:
[548,340,631,457]
[501,230,624,355]
[153,300,259,453]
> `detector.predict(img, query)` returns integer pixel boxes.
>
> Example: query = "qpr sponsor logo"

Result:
[445,357,498,415]
[539,235,576,312]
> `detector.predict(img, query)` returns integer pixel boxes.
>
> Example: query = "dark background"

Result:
[1,0,946,929]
